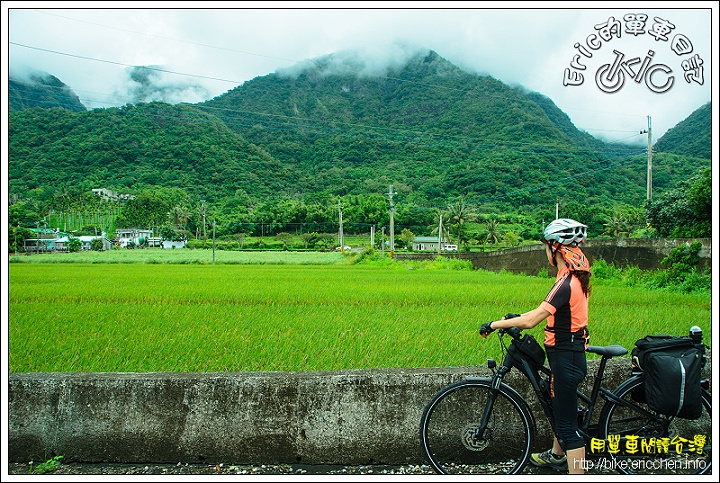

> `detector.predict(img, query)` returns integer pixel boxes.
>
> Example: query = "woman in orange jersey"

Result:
[479,218,591,475]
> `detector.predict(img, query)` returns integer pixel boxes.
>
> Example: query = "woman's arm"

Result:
[489,305,551,331]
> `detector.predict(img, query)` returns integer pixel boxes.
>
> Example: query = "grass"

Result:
[8,252,711,373]
[8,248,346,265]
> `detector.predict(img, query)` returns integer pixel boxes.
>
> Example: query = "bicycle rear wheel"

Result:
[597,375,711,475]
[420,377,535,475]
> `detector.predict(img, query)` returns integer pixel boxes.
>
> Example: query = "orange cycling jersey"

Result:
[540,265,589,351]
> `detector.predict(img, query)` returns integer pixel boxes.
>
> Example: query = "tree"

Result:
[115,189,174,231]
[602,210,632,237]
[446,198,475,248]
[9,225,35,254]
[503,231,521,247]
[645,166,710,237]
[428,210,452,245]
[483,218,501,247]
[170,205,191,230]
[67,237,82,252]
[398,228,415,250]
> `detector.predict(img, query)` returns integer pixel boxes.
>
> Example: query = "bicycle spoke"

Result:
[420,379,533,475]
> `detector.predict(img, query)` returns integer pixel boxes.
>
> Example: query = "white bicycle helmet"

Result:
[542,218,587,246]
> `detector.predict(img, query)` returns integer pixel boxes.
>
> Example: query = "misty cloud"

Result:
[277,41,430,80]
[114,65,211,105]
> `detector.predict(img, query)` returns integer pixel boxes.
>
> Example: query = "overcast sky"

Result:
[3,2,717,147]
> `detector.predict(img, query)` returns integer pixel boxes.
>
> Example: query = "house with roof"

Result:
[412,236,455,251]
[54,233,113,252]
[23,229,112,252]
[114,228,153,248]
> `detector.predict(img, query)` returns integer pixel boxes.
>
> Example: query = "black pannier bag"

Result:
[631,334,705,420]
[507,334,546,375]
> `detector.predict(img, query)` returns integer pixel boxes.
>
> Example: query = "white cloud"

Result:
[4,3,715,143]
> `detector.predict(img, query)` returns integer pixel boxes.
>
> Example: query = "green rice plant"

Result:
[8,263,710,373]
[8,249,345,265]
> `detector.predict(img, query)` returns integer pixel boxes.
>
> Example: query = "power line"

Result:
[10,42,246,85]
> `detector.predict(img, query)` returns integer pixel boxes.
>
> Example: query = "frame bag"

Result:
[631,335,705,420]
[507,334,546,376]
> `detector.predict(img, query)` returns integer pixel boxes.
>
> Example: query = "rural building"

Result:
[54,234,113,252]
[412,236,455,251]
[115,228,153,248]
[23,230,112,252]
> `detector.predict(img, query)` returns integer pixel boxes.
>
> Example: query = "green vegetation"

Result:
[653,101,711,159]
[8,51,710,252]
[30,456,64,475]
[8,249,346,265]
[9,257,710,373]
[591,241,711,294]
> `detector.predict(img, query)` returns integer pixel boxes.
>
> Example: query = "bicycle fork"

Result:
[470,365,511,444]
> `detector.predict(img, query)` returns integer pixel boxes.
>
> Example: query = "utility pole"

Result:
[370,225,375,249]
[646,115,653,200]
[212,220,216,264]
[338,199,344,251]
[387,185,396,256]
[437,213,443,254]
[381,227,386,256]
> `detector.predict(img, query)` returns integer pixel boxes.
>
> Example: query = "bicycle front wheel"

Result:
[597,375,711,475]
[420,377,535,475]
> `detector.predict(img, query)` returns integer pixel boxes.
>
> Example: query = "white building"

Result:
[412,236,455,251]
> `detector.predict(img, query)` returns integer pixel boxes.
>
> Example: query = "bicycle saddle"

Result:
[586,344,628,357]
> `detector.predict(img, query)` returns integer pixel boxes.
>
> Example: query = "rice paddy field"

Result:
[7,251,712,373]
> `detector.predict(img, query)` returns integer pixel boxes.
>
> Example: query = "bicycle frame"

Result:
[489,330,709,451]
[422,327,711,475]
[487,331,629,447]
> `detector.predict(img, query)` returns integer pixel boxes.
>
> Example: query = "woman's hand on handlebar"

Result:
[479,322,495,338]
[479,313,522,338]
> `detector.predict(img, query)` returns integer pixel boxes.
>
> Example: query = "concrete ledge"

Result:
[8,356,710,465]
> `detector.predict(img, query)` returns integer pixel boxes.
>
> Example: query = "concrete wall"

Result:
[8,355,711,465]
[396,238,711,276]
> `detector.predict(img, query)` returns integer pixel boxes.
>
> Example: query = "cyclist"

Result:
[480,218,591,475]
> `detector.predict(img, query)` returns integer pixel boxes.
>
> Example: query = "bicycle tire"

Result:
[419,377,535,475]
[596,375,711,475]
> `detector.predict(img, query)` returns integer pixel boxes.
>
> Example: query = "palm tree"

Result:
[603,210,632,237]
[484,218,501,248]
[446,198,475,248]
[170,205,191,230]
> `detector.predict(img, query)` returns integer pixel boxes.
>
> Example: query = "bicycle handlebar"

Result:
[498,326,522,339]
[479,314,523,339]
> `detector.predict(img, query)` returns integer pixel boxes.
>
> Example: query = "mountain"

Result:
[8,49,710,237]
[8,102,296,203]
[196,50,641,205]
[653,102,711,159]
[9,71,86,113]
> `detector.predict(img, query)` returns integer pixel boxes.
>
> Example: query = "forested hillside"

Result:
[9,103,301,202]
[198,50,643,209]
[8,49,711,243]
[653,102,711,159]
[9,72,86,113]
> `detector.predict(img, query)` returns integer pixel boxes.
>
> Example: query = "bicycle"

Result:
[419,324,711,475]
